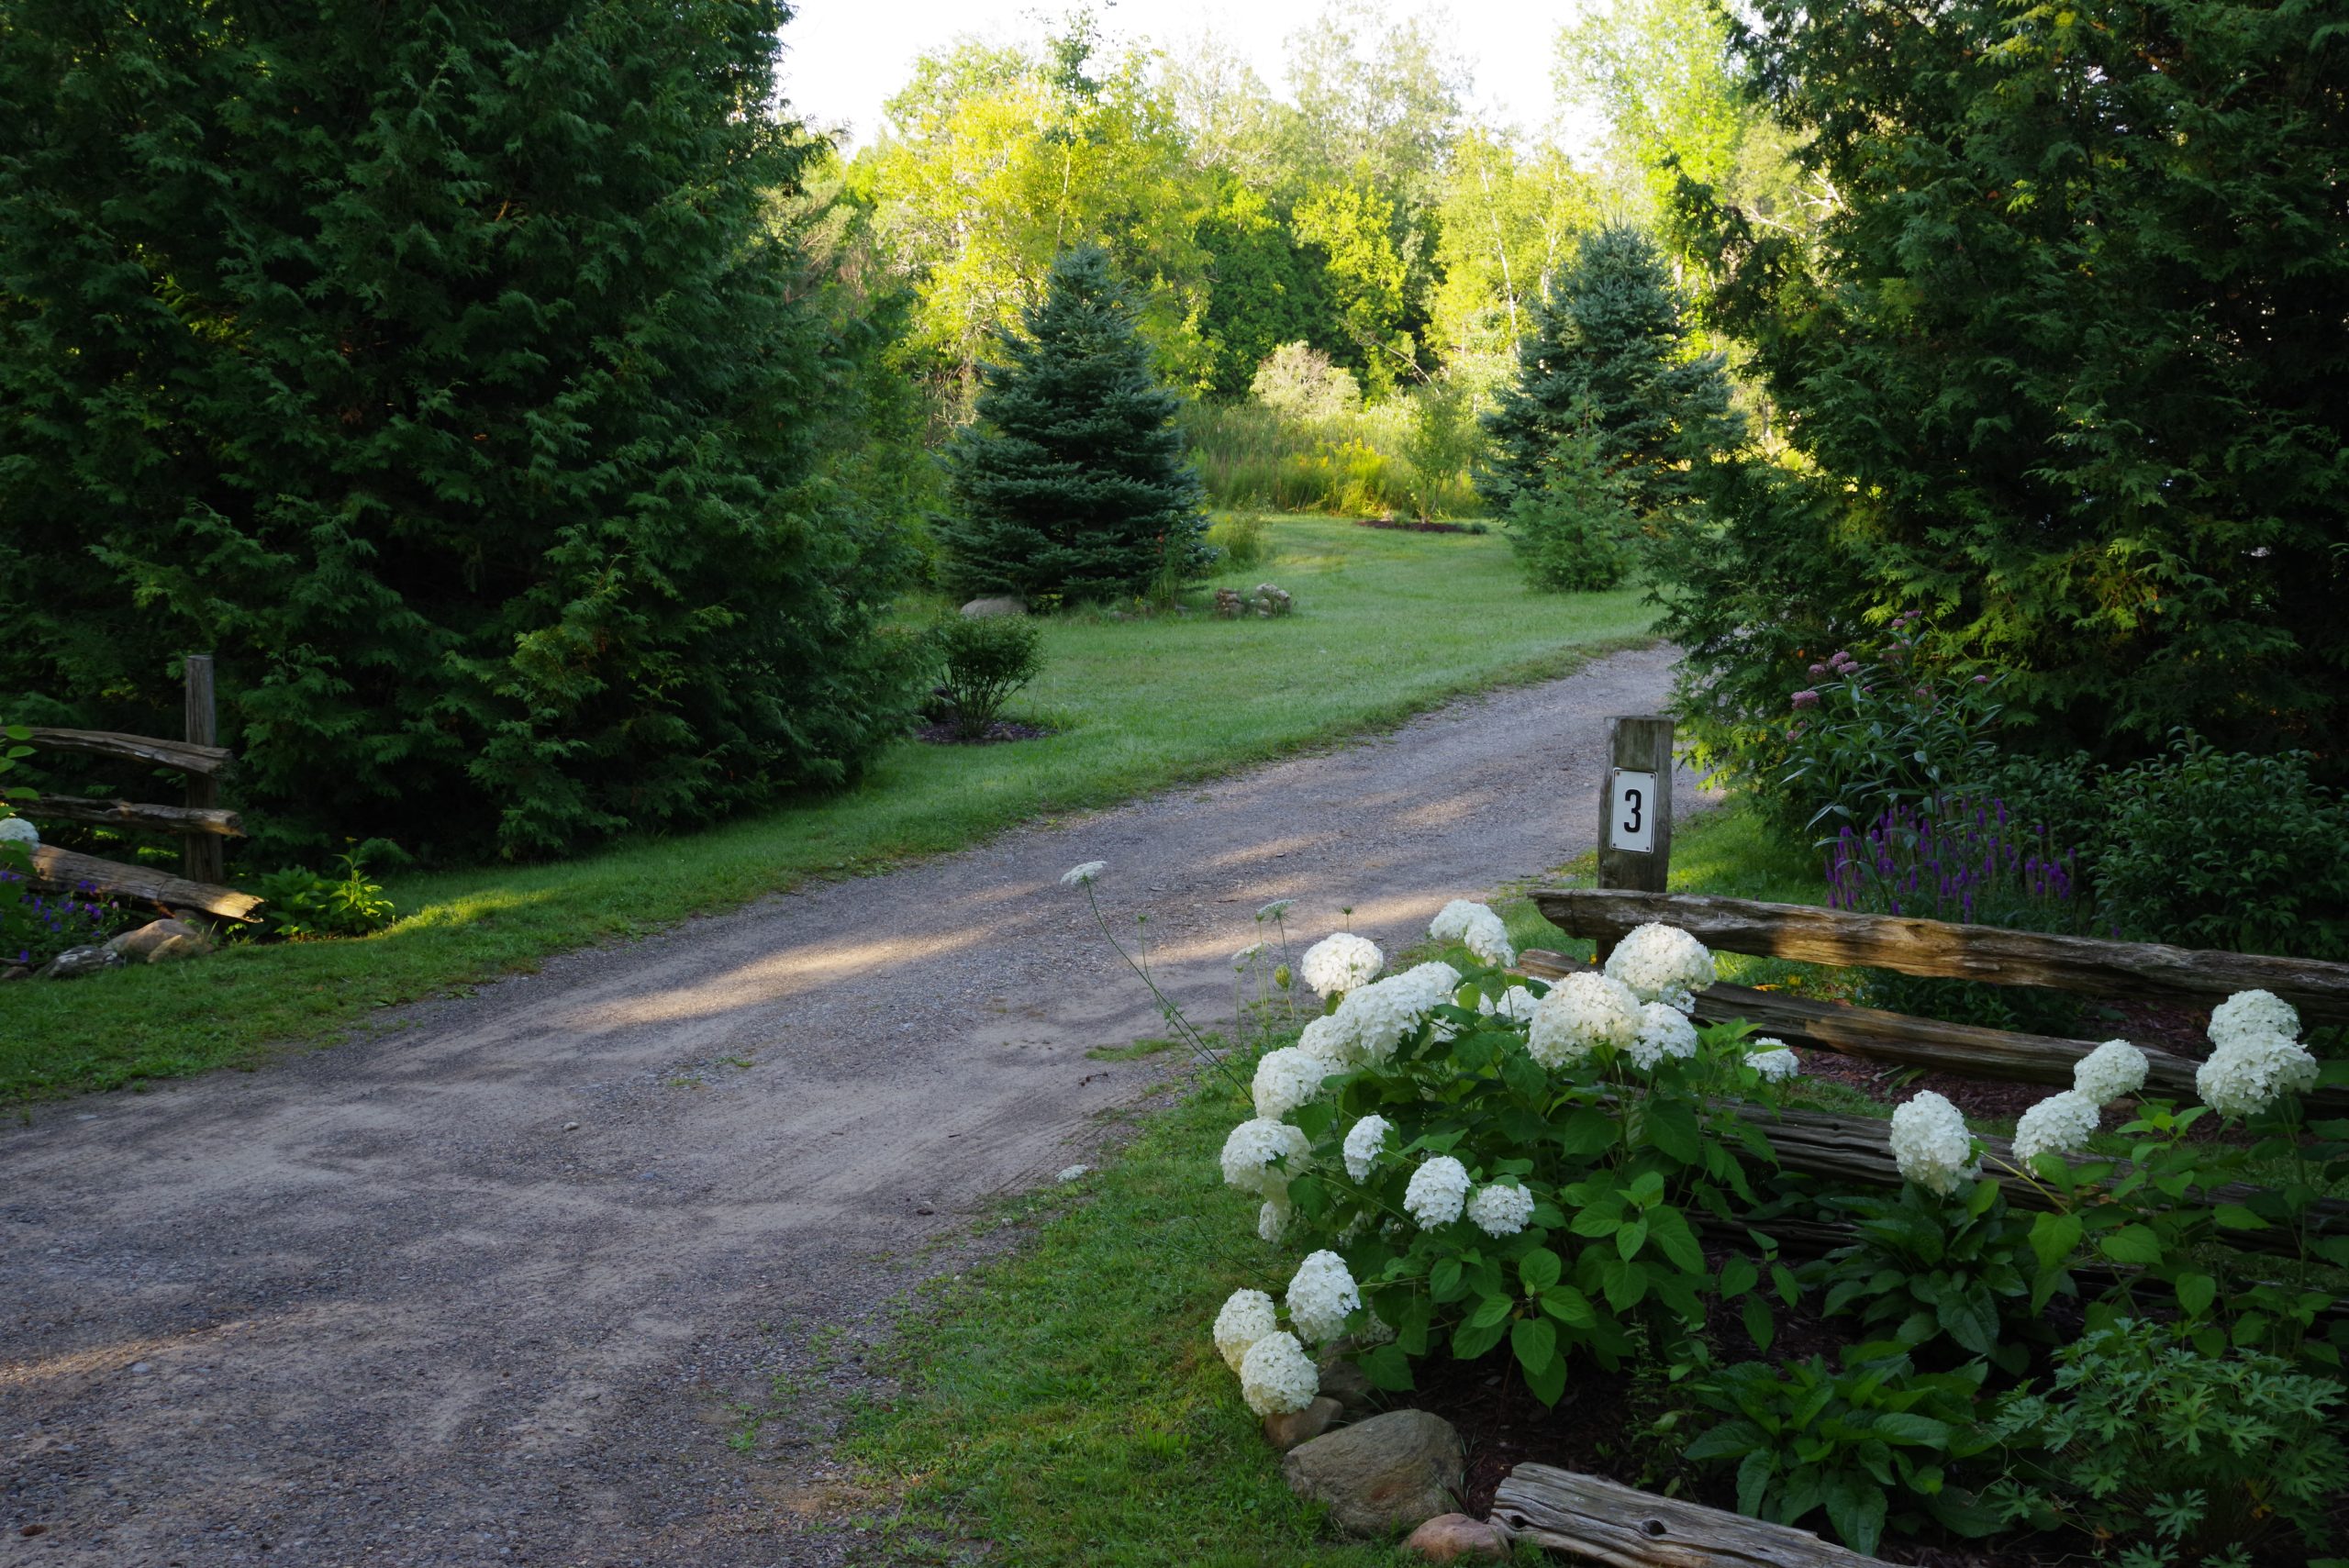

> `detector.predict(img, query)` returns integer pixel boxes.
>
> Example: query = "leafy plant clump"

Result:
[1503,424,1638,592]
[255,854,399,940]
[931,617,1044,740]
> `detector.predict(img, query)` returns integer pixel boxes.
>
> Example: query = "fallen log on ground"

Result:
[1491,1463,1895,1568]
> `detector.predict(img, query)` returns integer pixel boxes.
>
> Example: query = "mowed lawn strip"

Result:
[0,516,1652,1104]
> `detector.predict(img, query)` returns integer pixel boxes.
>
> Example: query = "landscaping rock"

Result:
[108,918,209,962]
[1404,1514,1511,1562]
[39,944,125,980]
[1283,1407,1463,1540]
[2,965,29,983]
[1263,1396,1342,1452]
[145,933,213,964]
[1316,1354,1377,1414]
[958,596,1025,618]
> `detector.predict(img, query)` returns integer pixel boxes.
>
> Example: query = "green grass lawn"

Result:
[0,515,1653,1105]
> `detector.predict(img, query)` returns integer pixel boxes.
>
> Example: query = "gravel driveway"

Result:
[0,645,1699,1567]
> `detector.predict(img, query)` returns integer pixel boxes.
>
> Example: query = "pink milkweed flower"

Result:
[1809,662,1827,677]
[1791,690,1820,709]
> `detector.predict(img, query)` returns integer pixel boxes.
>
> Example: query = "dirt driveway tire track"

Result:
[1,646,1695,1566]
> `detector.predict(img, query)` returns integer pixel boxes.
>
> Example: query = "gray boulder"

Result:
[40,944,126,980]
[107,918,208,962]
[959,596,1026,618]
[1284,1407,1464,1540]
[1263,1396,1343,1452]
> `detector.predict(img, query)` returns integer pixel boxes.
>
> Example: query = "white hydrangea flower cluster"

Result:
[1745,1040,1799,1082]
[2011,1089,2101,1163]
[1604,923,1716,1012]
[1213,1288,1279,1373]
[1626,1001,1700,1071]
[1313,962,1453,1069]
[2072,1039,2149,1105]
[1258,1194,1292,1242]
[2196,989,2319,1118]
[1341,1114,1391,1182]
[1428,900,1485,943]
[1430,899,1516,965]
[1464,1182,1535,1238]
[1889,1091,1980,1196]
[1220,1118,1309,1195]
[2197,1029,2320,1118]
[1478,984,1540,1023]
[1299,932,1383,998]
[1251,1046,1332,1120]
[1238,1330,1319,1416]
[1403,1155,1470,1227]
[0,817,38,849]
[1297,1013,1351,1066]
[2209,989,2299,1046]
[1285,1250,1362,1345]
[1527,972,1641,1068]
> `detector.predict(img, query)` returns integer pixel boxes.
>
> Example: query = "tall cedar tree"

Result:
[943,245,1208,600]
[1478,225,1738,514]
[1667,0,2349,767]
[0,1,912,859]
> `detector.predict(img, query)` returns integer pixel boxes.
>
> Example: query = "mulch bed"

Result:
[912,718,1054,745]
[1353,517,1487,534]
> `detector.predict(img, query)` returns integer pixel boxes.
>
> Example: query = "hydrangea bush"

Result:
[1209,911,1799,1409]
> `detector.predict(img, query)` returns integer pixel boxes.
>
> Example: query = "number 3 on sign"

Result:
[1611,769,1658,854]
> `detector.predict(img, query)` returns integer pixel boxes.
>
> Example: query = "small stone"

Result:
[562,1122,581,1132]
[958,596,1026,618]
[106,917,204,961]
[1056,1163,1090,1183]
[1264,1396,1342,1452]
[39,944,125,980]
[128,1362,152,1374]
[1284,1408,1464,1540]
[1404,1514,1511,1562]
[1317,1355,1377,1414]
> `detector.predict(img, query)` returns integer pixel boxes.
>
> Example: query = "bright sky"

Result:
[779,1,1578,150]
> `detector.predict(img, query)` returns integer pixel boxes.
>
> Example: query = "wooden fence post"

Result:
[183,654,223,886]
[1594,716,1674,962]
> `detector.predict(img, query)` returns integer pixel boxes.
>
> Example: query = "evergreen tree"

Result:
[1669,0,2349,767]
[942,246,1207,600]
[0,0,914,859]
[1478,225,1739,513]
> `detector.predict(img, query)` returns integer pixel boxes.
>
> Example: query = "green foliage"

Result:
[1203,515,1270,570]
[1179,400,1442,517]
[941,246,1208,601]
[2096,736,2349,961]
[1249,342,1362,426]
[1811,1182,2072,1374]
[1675,0,2349,772]
[1397,376,1487,524]
[1196,186,1348,398]
[1686,1350,1998,1555]
[1504,425,1639,593]
[1479,225,1739,515]
[1986,1320,2349,1564]
[930,617,1044,740]
[0,0,914,860]
[0,852,133,971]
[256,855,398,941]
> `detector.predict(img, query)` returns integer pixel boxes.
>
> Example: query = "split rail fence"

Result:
[12,654,260,921]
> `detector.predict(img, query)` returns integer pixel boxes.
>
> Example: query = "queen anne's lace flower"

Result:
[2196,1031,2320,1118]
[1220,1118,1308,1195]
[1300,932,1384,997]
[1745,1041,1800,1083]
[1889,1091,1980,1196]
[1626,1002,1700,1071]
[1342,1114,1392,1182]
[1604,923,1717,1011]
[2011,1089,2101,1163]
[1238,1330,1319,1416]
[2073,1039,2149,1106]
[1212,1288,1278,1373]
[2209,989,2301,1048]
[1251,1047,1331,1120]
[1479,984,1540,1023]
[0,817,37,849]
[1464,1182,1535,1238]
[1233,940,1267,969]
[1257,898,1294,922]
[1059,861,1106,887]
[1528,973,1641,1068]
[1403,1155,1471,1228]
[1286,1251,1362,1345]
[1257,1194,1292,1242]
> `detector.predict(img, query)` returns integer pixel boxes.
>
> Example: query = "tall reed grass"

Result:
[1179,401,1481,518]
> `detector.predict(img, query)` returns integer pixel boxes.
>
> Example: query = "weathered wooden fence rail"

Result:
[11,655,258,921]
[1493,1465,1894,1568]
